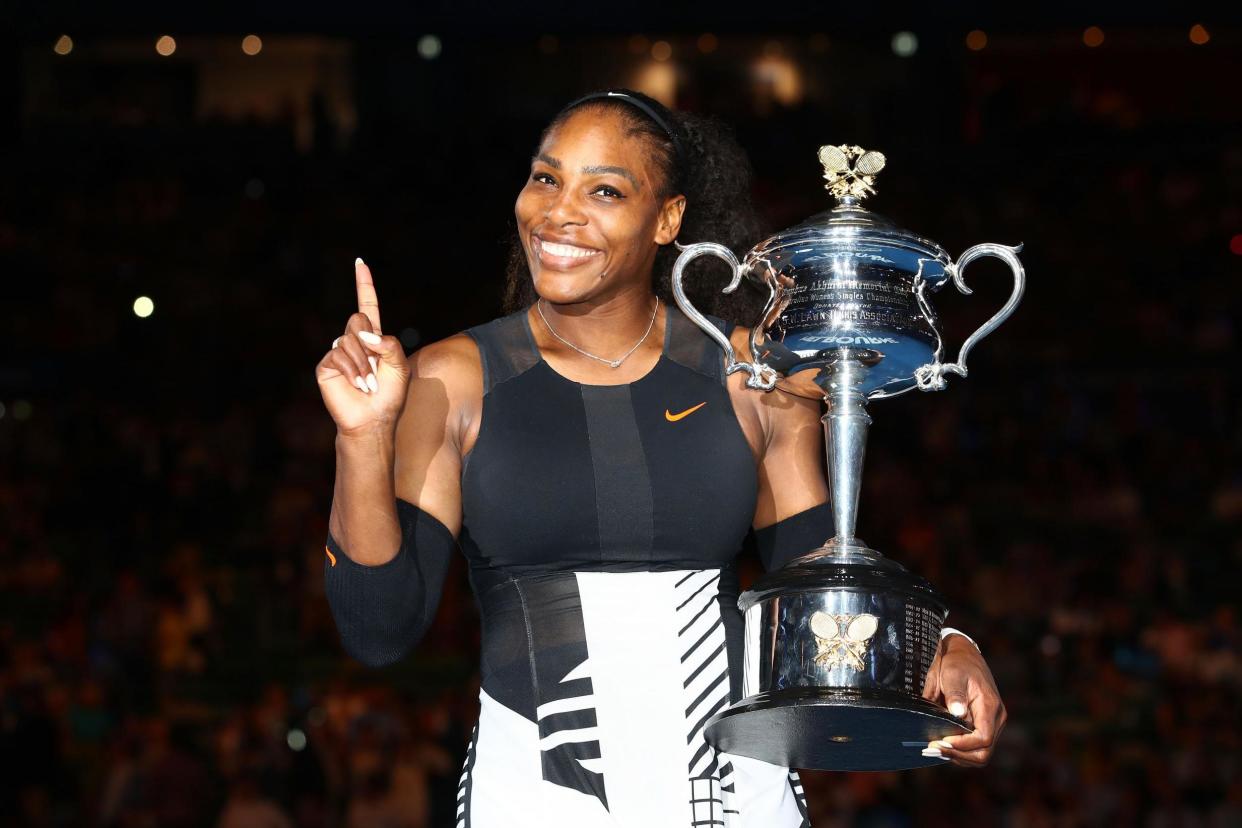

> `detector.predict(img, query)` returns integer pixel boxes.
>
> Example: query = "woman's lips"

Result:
[533,236,603,270]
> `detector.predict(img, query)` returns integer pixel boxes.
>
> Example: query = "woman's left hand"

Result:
[920,633,1007,767]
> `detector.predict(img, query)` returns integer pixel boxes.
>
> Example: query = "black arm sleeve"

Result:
[323,498,457,668]
[754,502,833,571]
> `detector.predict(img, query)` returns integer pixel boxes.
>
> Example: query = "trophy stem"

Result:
[818,349,879,549]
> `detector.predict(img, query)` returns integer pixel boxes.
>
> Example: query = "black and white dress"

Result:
[451,307,810,827]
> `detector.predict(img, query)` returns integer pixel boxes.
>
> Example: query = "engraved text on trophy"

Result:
[778,268,930,343]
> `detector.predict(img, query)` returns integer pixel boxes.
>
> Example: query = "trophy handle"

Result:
[672,242,778,391]
[914,242,1025,391]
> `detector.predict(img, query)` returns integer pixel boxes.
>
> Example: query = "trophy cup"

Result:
[670,144,1025,771]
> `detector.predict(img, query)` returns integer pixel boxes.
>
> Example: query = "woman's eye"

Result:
[531,172,556,186]
[594,186,624,199]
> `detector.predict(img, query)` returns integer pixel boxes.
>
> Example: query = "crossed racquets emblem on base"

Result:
[809,611,880,672]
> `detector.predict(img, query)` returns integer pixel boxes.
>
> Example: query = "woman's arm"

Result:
[725,326,832,568]
[323,333,482,667]
[751,386,829,530]
[750,389,836,570]
[389,334,481,537]
[328,332,480,556]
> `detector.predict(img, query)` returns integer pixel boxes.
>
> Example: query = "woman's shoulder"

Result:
[404,331,483,400]
[404,306,534,398]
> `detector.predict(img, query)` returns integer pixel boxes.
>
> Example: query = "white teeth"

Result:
[540,240,599,259]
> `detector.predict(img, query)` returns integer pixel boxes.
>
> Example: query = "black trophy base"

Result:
[704,687,971,771]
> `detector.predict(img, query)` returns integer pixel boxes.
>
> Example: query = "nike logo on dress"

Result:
[665,402,707,422]
[325,546,337,567]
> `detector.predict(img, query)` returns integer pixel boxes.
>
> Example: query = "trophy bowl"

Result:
[672,144,1025,771]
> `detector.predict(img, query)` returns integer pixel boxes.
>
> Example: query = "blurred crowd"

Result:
[1,29,1240,827]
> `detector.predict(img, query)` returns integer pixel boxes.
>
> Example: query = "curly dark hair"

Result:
[502,89,768,326]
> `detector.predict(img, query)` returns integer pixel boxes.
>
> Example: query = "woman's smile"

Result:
[532,234,604,271]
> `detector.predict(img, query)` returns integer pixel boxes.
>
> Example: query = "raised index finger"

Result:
[355,257,382,334]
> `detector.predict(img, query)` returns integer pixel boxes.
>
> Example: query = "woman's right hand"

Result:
[316,258,411,437]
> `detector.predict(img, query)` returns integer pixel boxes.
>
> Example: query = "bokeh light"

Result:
[1083,27,1105,48]
[966,30,988,51]
[155,35,176,57]
[651,40,672,62]
[632,61,676,106]
[13,400,32,421]
[54,35,73,56]
[1230,234,1242,256]
[133,296,155,318]
[242,34,263,55]
[892,31,918,57]
[417,35,441,60]
[697,33,718,54]
[753,55,804,106]
[1189,24,1210,46]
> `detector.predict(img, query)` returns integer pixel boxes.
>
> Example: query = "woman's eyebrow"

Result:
[532,154,641,190]
[582,165,641,190]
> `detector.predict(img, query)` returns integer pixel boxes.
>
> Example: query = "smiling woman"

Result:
[316,88,1005,828]
[504,91,764,328]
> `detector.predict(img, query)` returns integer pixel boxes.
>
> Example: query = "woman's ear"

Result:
[654,195,687,245]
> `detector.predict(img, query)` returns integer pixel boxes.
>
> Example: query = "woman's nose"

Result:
[544,187,587,226]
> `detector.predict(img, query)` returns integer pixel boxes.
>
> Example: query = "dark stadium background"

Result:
[2,4,1239,825]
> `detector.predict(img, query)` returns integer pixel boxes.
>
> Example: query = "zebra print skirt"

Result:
[454,568,810,827]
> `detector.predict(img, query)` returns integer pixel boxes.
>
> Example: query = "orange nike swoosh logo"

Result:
[325,546,337,567]
[665,402,707,422]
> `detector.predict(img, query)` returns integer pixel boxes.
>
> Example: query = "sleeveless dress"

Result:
[454,306,810,827]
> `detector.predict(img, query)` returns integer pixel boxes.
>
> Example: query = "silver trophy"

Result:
[671,144,1025,771]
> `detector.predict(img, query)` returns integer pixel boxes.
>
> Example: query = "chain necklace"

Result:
[537,297,660,369]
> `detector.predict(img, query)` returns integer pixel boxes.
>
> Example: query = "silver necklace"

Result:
[537,297,660,369]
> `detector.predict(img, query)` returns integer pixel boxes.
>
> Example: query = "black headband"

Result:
[562,90,685,164]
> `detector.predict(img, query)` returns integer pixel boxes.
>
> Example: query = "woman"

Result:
[315,90,1006,826]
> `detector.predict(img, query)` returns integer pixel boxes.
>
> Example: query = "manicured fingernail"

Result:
[921,748,943,758]
[368,356,378,374]
[949,702,967,717]
[355,257,364,265]
[354,376,369,394]
[358,331,381,345]
[366,373,378,393]
[930,739,953,750]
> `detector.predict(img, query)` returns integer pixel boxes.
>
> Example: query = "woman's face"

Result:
[515,107,685,306]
